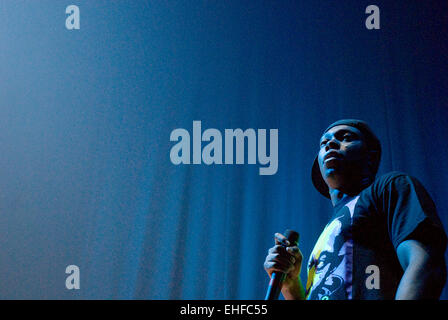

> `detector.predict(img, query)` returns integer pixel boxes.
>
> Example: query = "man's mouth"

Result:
[323,151,342,162]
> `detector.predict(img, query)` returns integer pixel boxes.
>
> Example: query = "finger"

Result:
[264,260,293,274]
[266,266,290,275]
[265,263,287,276]
[270,261,295,275]
[268,245,288,255]
[286,246,301,257]
[274,233,290,246]
[266,252,296,266]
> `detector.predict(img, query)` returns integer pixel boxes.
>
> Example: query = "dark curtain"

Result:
[0,0,447,299]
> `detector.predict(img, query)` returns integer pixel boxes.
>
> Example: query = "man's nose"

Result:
[325,138,340,151]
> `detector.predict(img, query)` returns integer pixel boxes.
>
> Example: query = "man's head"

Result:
[311,119,381,198]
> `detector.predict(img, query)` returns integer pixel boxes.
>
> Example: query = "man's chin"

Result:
[322,168,343,189]
[323,167,339,177]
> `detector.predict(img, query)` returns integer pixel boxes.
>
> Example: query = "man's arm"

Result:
[281,275,306,300]
[395,239,447,299]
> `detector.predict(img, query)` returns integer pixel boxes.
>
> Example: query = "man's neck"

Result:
[329,189,355,207]
[328,189,347,207]
[328,176,372,207]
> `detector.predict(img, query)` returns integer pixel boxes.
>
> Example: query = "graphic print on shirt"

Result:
[305,196,359,300]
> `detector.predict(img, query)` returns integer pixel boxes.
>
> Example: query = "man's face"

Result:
[318,125,368,191]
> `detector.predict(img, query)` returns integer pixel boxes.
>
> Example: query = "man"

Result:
[264,119,447,300]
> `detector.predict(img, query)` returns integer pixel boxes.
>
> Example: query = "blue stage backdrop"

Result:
[0,0,447,299]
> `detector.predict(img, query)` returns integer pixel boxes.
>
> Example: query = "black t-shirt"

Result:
[305,172,447,300]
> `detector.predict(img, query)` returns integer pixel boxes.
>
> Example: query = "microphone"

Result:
[264,229,299,300]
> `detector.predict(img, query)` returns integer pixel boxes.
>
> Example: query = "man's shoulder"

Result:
[375,171,410,184]
[369,171,417,195]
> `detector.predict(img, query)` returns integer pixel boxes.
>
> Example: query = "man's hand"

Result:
[264,232,305,300]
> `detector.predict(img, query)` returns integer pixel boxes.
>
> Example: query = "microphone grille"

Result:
[284,229,299,246]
